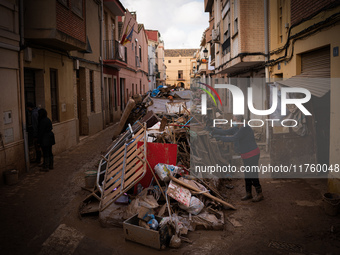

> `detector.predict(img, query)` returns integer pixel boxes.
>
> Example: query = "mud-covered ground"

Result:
[0,124,339,255]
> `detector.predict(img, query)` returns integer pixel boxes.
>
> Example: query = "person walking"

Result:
[26,102,41,163]
[37,108,55,171]
[212,115,264,202]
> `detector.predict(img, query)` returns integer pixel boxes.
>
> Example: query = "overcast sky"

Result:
[120,0,209,50]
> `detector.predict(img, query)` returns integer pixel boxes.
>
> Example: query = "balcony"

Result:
[103,40,127,68]
[24,0,87,51]
[204,0,213,12]
[104,0,125,16]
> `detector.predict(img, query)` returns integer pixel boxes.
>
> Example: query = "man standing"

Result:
[212,115,264,202]
[26,102,41,163]
[38,108,55,171]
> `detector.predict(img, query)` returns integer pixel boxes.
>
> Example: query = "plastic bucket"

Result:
[4,170,19,185]
[85,170,97,188]
[323,193,340,216]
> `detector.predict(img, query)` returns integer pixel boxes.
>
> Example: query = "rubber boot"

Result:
[41,157,49,172]
[252,186,264,202]
[35,150,42,164]
[49,155,54,170]
[241,192,253,201]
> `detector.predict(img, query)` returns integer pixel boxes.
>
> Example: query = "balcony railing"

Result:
[103,40,127,63]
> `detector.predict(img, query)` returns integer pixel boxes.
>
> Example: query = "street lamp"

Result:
[203,48,208,59]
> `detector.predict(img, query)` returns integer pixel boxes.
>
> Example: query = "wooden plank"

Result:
[123,161,143,181]
[102,166,145,206]
[169,175,236,210]
[108,128,144,164]
[108,130,144,167]
[108,146,141,173]
[103,157,144,194]
[105,160,143,188]
[105,150,144,188]
[107,147,143,177]
[109,144,141,171]
[123,167,146,189]
[103,170,123,191]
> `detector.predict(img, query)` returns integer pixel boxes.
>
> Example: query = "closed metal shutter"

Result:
[301,46,330,78]
[277,46,331,97]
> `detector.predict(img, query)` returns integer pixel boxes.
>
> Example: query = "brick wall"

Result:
[56,0,86,43]
[291,0,336,25]
[239,0,265,53]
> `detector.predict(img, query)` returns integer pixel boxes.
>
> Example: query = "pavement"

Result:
[0,123,340,255]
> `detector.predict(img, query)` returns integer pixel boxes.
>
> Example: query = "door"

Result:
[76,70,82,135]
[24,69,36,158]
[301,47,330,165]
[104,77,109,125]
[108,77,113,123]
[120,78,125,111]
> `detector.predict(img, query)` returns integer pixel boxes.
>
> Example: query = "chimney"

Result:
[131,11,137,21]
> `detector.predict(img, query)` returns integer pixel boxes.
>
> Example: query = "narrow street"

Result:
[0,123,339,255]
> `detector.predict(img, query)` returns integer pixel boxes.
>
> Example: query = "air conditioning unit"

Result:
[212,27,220,43]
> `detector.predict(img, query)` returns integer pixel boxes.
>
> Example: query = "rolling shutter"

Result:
[276,46,330,97]
[301,46,330,78]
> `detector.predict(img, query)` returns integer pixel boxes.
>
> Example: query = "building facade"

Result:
[268,0,340,190]
[0,0,152,184]
[199,0,267,141]
[164,49,197,89]
[115,10,149,104]
[0,0,26,183]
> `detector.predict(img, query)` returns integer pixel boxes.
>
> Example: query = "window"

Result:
[179,60,182,63]
[114,79,117,111]
[222,23,231,55]
[132,83,134,95]
[120,78,125,111]
[278,0,283,43]
[71,0,83,18]
[178,70,183,79]
[168,60,171,63]
[58,0,68,7]
[136,84,137,94]
[233,0,238,35]
[139,46,142,62]
[50,69,59,122]
[126,88,129,103]
[90,71,94,112]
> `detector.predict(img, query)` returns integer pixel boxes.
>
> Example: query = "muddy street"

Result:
[0,123,339,255]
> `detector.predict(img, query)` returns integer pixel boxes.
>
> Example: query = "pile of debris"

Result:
[79,89,236,250]
[150,85,186,99]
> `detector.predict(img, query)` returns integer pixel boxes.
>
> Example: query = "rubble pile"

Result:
[79,88,236,250]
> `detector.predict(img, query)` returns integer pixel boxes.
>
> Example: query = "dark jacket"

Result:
[213,125,258,154]
[38,109,55,147]
[31,107,39,138]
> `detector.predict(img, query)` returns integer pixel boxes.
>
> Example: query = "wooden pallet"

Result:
[100,126,147,211]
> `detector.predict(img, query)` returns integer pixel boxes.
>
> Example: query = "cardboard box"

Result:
[123,214,170,249]
[167,180,191,207]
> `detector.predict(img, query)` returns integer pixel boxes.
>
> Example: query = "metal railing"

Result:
[103,40,127,63]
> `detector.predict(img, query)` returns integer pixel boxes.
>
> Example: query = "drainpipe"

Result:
[19,0,30,172]
[264,0,269,152]
[100,0,105,129]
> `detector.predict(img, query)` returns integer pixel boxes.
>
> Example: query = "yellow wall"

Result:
[24,48,78,154]
[269,2,340,193]
[164,56,192,89]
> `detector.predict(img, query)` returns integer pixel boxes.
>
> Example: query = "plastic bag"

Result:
[179,196,204,215]
[154,163,180,182]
